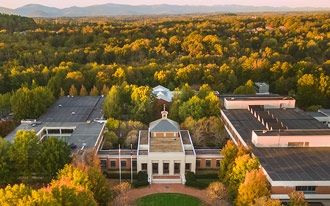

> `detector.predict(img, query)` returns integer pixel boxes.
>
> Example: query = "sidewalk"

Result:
[113,184,231,206]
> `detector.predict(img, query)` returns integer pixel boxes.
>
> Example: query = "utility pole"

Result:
[119,144,121,184]
[130,143,133,184]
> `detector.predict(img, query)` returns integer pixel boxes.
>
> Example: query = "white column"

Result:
[169,160,174,175]
[159,161,163,175]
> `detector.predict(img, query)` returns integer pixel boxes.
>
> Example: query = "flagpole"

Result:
[119,144,121,184]
[130,143,133,184]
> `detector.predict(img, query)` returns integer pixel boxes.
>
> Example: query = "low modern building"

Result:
[221,95,330,204]
[152,85,173,103]
[98,109,221,184]
[6,95,221,184]
[6,96,106,151]
[308,109,330,128]
[254,82,270,94]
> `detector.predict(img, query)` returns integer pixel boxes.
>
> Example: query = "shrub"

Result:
[133,171,149,188]
[206,181,227,201]
[185,172,207,189]
[185,171,196,182]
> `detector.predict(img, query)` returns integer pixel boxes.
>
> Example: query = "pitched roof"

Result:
[152,85,173,102]
[149,118,179,132]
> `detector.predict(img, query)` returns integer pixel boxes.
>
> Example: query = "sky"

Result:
[1,0,330,9]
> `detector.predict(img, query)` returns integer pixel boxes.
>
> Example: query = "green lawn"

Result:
[136,193,202,206]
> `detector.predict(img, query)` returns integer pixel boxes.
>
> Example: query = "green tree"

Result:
[0,138,13,184]
[10,86,54,120]
[296,74,323,108]
[233,80,256,95]
[178,96,204,121]
[86,167,112,206]
[103,85,125,119]
[40,137,71,182]
[130,86,155,123]
[9,130,41,184]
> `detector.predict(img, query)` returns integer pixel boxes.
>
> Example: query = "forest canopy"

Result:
[0,13,329,110]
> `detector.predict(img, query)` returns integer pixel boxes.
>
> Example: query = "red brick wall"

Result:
[271,186,295,194]
[271,186,330,194]
[196,158,220,169]
[106,158,136,170]
[316,186,330,194]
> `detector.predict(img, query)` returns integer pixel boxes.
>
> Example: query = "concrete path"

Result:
[113,184,230,206]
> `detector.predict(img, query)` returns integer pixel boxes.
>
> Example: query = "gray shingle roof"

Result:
[149,118,179,132]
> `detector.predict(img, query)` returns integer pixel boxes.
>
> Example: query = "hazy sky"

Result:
[2,0,330,9]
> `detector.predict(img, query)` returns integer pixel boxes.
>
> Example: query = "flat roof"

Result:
[195,149,220,155]
[254,129,330,136]
[225,96,294,101]
[38,96,104,122]
[149,136,182,152]
[180,130,192,144]
[268,108,328,129]
[254,147,330,181]
[319,109,330,117]
[6,96,105,148]
[307,111,328,118]
[220,94,280,101]
[222,108,330,181]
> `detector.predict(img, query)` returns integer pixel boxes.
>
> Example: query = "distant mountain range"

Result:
[1,3,329,17]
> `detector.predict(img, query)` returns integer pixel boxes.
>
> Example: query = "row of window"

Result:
[296,186,316,193]
[100,159,137,169]
[100,159,220,170]
[196,159,220,168]
[288,142,310,147]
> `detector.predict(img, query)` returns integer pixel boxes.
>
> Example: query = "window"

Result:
[185,163,191,171]
[288,142,304,147]
[206,159,211,168]
[100,160,107,169]
[174,163,180,174]
[296,186,316,194]
[141,163,147,171]
[61,129,74,134]
[305,142,309,147]
[196,159,201,168]
[152,163,158,174]
[132,160,137,170]
[216,160,220,168]
[48,129,60,134]
[121,160,126,168]
[163,162,169,174]
[110,160,116,168]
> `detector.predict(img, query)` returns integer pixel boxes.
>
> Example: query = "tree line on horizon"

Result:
[0,13,329,112]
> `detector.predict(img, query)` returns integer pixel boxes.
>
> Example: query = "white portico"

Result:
[137,109,196,184]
